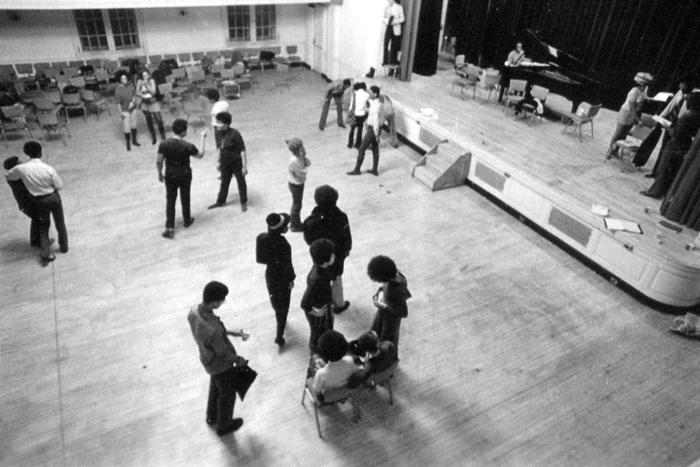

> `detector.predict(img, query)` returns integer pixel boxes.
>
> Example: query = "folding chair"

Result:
[301,381,360,439]
[0,104,33,147]
[365,360,399,405]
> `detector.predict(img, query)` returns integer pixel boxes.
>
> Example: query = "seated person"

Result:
[308,330,361,398]
[349,331,398,379]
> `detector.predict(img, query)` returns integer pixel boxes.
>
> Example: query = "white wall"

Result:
[0,5,311,66]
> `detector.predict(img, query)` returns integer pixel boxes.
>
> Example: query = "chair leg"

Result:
[313,404,322,439]
[590,121,594,139]
[578,124,582,142]
[301,387,307,405]
[387,381,394,405]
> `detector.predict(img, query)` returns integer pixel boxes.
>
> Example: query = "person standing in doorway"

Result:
[208,112,248,212]
[156,119,207,239]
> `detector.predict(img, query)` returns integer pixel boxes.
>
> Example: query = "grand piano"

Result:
[498,29,601,113]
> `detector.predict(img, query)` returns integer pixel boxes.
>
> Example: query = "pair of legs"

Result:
[319,93,344,130]
[381,115,399,148]
[163,174,193,237]
[143,110,166,145]
[382,27,402,66]
[216,157,247,207]
[606,123,633,157]
[348,126,379,175]
[288,182,304,230]
[35,192,68,260]
[267,278,292,343]
[206,368,241,434]
[304,307,334,354]
[642,144,685,198]
[347,114,367,148]
[370,308,402,352]
[121,110,139,151]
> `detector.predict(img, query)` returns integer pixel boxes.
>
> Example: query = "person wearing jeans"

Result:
[286,137,311,231]
[156,119,206,239]
[209,112,248,212]
[348,85,382,176]
[319,78,352,130]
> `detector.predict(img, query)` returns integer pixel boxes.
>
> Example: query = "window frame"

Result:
[255,5,277,42]
[108,9,140,50]
[73,8,141,53]
[226,5,277,43]
[74,9,109,52]
[227,5,251,42]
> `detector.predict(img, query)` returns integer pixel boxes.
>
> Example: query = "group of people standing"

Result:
[114,69,167,150]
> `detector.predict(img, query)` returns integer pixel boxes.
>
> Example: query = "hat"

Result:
[285,137,304,153]
[314,185,339,207]
[634,72,653,85]
[356,331,379,354]
[266,212,290,231]
[318,330,349,362]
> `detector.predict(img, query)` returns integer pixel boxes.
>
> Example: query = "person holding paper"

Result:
[606,72,653,158]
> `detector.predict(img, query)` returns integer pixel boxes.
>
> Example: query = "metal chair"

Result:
[0,104,33,146]
[562,102,602,142]
[451,64,481,99]
[301,380,360,439]
[35,106,71,144]
[520,85,549,124]
[364,360,399,405]
[476,70,500,101]
[61,91,86,122]
[503,79,527,116]
[610,113,655,172]
[79,89,111,119]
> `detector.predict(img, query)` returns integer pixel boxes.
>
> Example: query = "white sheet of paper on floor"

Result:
[604,217,643,234]
[591,204,609,216]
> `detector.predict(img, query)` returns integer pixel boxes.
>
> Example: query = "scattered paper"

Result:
[650,92,673,102]
[591,204,609,216]
[604,217,643,234]
[420,108,438,119]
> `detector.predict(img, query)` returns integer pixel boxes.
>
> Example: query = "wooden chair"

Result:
[0,105,33,147]
[503,79,527,115]
[277,45,302,69]
[520,85,549,124]
[476,70,500,101]
[451,64,481,99]
[301,380,360,439]
[259,50,276,71]
[562,102,602,142]
[61,91,86,122]
[365,360,399,405]
[35,105,71,144]
[610,113,655,172]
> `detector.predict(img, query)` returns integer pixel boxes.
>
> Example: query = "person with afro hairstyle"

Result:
[156,118,207,239]
[187,281,250,436]
[6,141,68,262]
[367,255,411,351]
[4,156,40,248]
[256,212,295,346]
[309,330,361,396]
[300,238,336,353]
[303,185,352,313]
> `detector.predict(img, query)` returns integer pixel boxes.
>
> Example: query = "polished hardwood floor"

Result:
[2,68,700,467]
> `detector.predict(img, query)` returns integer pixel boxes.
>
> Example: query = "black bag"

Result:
[232,364,257,401]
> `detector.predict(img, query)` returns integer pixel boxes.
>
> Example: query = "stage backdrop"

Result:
[445,0,700,107]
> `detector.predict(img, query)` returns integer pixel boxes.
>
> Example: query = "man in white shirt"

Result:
[206,89,230,147]
[347,85,383,176]
[309,330,360,395]
[348,83,370,149]
[382,0,405,67]
[6,141,68,262]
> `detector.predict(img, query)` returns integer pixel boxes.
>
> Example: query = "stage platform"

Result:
[378,68,700,308]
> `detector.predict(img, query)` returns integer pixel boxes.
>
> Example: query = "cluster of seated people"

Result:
[307,329,398,401]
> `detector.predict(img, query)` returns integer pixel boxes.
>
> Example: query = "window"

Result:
[74,10,108,52]
[109,9,139,49]
[227,6,250,42]
[255,5,276,41]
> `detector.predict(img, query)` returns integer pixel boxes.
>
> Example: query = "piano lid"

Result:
[526,29,600,86]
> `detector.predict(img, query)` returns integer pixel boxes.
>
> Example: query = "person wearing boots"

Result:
[347,85,382,176]
[114,71,140,151]
[255,213,296,346]
[136,69,166,145]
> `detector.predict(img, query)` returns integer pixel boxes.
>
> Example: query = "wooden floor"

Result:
[2,68,700,467]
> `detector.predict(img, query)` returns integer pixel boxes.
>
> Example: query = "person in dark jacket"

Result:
[300,238,336,353]
[349,330,398,379]
[304,185,352,313]
[367,255,411,352]
[256,213,296,346]
[4,156,40,247]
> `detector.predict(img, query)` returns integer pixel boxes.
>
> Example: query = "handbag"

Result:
[232,363,257,401]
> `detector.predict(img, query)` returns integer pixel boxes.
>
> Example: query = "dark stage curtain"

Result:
[660,128,700,230]
[445,0,700,107]
[413,0,443,75]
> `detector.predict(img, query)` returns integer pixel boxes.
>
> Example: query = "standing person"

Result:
[347,82,370,149]
[114,71,140,151]
[206,88,229,138]
[367,255,411,352]
[382,0,405,67]
[380,94,399,148]
[606,72,653,158]
[300,239,336,353]
[347,85,383,176]
[188,281,250,436]
[208,112,248,212]
[4,156,39,248]
[136,69,166,145]
[319,78,352,131]
[256,213,295,346]
[303,185,352,313]
[6,141,68,262]
[286,137,311,232]
[156,119,207,239]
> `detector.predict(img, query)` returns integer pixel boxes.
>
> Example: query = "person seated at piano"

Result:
[605,72,653,158]
[505,42,527,67]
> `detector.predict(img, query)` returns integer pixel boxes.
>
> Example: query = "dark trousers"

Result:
[19,206,40,246]
[217,157,247,205]
[288,182,304,229]
[647,144,686,198]
[267,278,292,339]
[35,192,68,258]
[319,93,344,130]
[304,307,334,353]
[207,368,238,431]
[383,27,402,66]
[164,174,192,229]
[608,123,633,154]
[353,126,379,172]
[348,114,366,148]
[143,110,165,142]
[371,309,402,351]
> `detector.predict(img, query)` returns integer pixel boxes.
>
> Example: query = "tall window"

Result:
[255,5,276,41]
[109,9,139,49]
[74,10,108,52]
[227,6,250,42]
